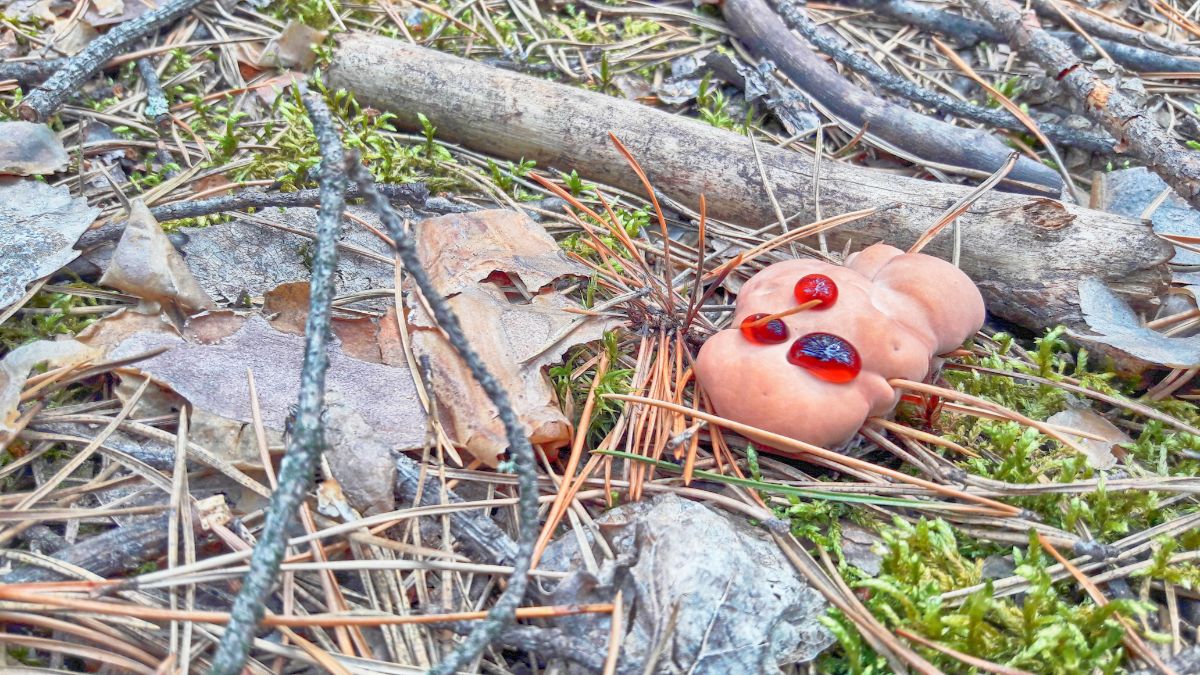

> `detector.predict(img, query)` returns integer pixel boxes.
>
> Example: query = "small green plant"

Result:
[697,72,737,131]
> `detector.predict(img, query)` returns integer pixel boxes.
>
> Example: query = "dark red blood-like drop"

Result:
[787,332,861,383]
[794,274,838,309]
[740,313,789,344]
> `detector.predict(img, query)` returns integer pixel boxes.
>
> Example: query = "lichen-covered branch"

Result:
[206,92,347,675]
[17,0,208,122]
[965,0,1200,209]
[345,160,540,675]
[771,0,1115,153]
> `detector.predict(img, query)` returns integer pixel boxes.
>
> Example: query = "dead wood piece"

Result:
[2,513,185,583]
[770,0,1115,153]
[723,0,1062,192]
[394,452,519,567]
[830,0,1200,71]
[966,0,1200,210]
[325,34,1171,332]
[17,0,209,122]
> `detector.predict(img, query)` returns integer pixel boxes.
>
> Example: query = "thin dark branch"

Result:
[723,0,1064,193]
[136,57,169,125]
[436,620,607,672]
[966,0,1200,209]
[207,92,347,675]
[344,159,540,675]
[1027,0,1200,59]
[75,183,429,249]
[771,0,1116,153]
[829,0,1200,71]
[17,0,209,122]
[2,514,174,584]
[394,452,519,567]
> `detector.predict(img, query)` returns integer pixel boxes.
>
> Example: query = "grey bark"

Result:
[325,34,1172,331]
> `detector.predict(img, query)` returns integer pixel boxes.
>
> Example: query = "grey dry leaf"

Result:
[105,313,428,452]
[541,494,832,673]
[0,177,98,310]
[100,200,216,313]
[1046,407,1127,469]
[1074,277,1200,368]
[255,20,328,70]
[0,121,69,175]
[50,17,98,55]
[0,340,99,444]
[178,206,394,303]
[408,209,610,466]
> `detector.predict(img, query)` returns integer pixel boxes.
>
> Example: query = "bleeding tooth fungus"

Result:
[694,243,985,451]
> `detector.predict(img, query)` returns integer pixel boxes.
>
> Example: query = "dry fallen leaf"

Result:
[409,209,613,466]
[0,177,99,310]
[415,208,588,296]
[1046,407,1128,470]
[105,313,428,450]
[0,339,99,443]
[100,200,216,314]
[83,0,156,27]
[1073,277,1200,368]
[255,21,328,70]
[50,17,97,55]
[0,121,69,175]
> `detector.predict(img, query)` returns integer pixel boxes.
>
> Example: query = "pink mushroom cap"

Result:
[694,243,985,451]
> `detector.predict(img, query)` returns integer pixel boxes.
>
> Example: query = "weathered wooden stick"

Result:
[326,33,1171,331]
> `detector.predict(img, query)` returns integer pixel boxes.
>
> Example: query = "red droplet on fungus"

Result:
[740,313,789,344]
[794,274,838,309]
[787,332,861,383]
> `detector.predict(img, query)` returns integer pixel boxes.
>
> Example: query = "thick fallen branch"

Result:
[830,0,1200,72]
[965,0,1200,210]
[326,34,1170,331]
[723,0,1063,192]
[770,0,1115,153]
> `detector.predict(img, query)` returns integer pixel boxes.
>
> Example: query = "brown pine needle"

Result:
[531,353,610,568]
[605,393,1021,515]
[890,379,1095,457]
[0,584,614,627]
[895,628,1036,675]
[744,300,823,327]
[607,133,678,310]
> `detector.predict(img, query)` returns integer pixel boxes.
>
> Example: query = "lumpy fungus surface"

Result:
[694,243,985,451]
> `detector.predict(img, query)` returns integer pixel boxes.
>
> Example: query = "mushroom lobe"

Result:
[787,333,861,383]
[693,243,986,452]
[740,313,790,344]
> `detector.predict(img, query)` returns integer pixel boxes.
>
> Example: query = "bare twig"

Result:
[343,159,540,675]
[965,0,1200,209]
[17,0,209,122]
[77,183,430,249]
[208,92,347,675]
